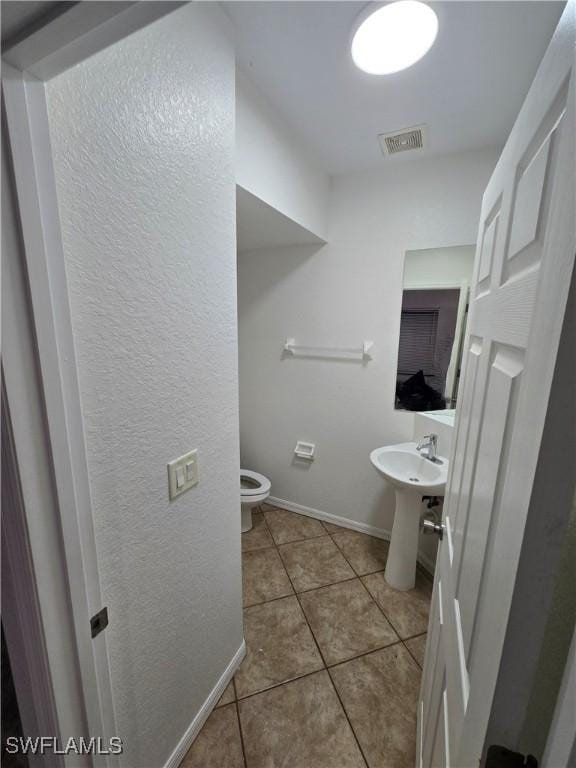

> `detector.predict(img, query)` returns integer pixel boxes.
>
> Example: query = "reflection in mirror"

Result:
[395,245,475,412]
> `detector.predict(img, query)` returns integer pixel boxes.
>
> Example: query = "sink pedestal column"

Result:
[385,489,423,591]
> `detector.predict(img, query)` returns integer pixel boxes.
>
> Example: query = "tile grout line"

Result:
[290,590,371,768]
[269,520,354,593]
[235,541,250,768]
[240,508,427,759]
[246,534,328,552]
[312,530,426,750]
[403,646,423,670]
[265,508,394,582]
[359,577,425,671]
[235,668,327,704]
[246,510,428,659]
[243,591,296,610]
[325,530,427,663]
[297,591,375,768]
[261,511,371,768]
[403,630,427,641]
[234,699,249,768]
[325,638,405,671]
[327,530,365,576]
[237,514,276,767]
[252,508,426,653]
[323,667,370,768]
[199,507,426,767]
[273,505,434,586]
[402,634,426,670]
[232,637,411,706]
[337,539,411,642]
[328,522,433,589]
[327,528,397,582]
[355,572,429,668]
[260,508,326,673]
[243,595,422,680]
[317,523,427,671]
[244,573,369,610]
[356,574,405,642]
[276,532,328,546]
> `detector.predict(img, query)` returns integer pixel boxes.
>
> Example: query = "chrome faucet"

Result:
[417,433,439,463]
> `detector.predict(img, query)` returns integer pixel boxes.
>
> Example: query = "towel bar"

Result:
[284,338,373,361]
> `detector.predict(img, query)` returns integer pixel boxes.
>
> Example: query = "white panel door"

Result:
[418,4,575,766]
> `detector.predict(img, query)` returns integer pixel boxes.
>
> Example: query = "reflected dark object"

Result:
[395,245,475,412]
[396,370,446,412]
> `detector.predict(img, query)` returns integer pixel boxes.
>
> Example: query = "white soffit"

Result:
[236,186,325,252]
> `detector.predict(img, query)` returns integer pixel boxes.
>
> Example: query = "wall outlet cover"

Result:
[168,449,199,500]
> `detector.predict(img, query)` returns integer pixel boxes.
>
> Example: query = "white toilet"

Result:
[240,469,271,532]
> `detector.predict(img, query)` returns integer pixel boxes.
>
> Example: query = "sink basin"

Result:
[370,442,448,495]
[370,442,449,591]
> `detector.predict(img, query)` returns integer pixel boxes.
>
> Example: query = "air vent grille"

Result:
[378,125,427,156]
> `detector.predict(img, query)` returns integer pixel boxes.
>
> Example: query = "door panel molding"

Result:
[418,3,575,765]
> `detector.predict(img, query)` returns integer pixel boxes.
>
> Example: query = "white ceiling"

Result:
[224,1,565,175]
[0,1,72,45]
[237,186,325,252]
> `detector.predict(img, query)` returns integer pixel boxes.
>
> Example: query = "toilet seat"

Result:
[240,469,271,533]
[240,469,271,497]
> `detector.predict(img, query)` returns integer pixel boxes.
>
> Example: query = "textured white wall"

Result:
[236,71,330,240]
[46,6,241,766]
[238,148,498,560]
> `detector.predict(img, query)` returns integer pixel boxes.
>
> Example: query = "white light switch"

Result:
[168,449,199,500]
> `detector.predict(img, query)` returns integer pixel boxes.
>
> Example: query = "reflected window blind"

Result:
[397,309,439,384]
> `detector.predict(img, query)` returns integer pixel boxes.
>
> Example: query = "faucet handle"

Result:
[417,433,438,457]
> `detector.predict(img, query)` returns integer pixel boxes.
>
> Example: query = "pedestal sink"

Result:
[370,442,448,591]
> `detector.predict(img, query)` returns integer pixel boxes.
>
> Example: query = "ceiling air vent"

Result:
[378,125,428,156]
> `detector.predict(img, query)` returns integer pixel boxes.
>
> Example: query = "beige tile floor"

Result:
[181,505,432,768]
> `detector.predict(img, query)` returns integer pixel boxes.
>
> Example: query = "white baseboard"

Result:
[163,640,246,768]
[268,495,436,575]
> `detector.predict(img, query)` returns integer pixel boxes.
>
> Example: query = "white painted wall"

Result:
[236,71,330,241]
[238,148,499,566]
[46,6,241,766]
[413,412,455,459]
[403,245,476,288]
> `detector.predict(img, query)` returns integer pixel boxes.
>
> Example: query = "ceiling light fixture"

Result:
[351,1,439,75]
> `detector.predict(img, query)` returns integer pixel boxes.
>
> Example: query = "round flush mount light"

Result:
[351,1,439,75]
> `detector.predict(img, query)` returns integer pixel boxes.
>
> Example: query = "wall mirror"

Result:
[395,244,475,412]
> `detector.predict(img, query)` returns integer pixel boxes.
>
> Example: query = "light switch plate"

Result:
[168,449,199,500]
